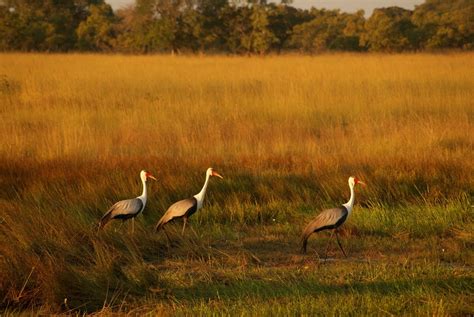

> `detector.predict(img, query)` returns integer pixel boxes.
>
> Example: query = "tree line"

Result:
[0,0,472,54]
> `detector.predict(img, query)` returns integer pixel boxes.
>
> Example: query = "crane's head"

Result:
[140,170,157,182]
[207,167,223,179]
[349,176,366,188]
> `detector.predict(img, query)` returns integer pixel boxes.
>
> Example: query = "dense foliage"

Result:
[0,0,473,53]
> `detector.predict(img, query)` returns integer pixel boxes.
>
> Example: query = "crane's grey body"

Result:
[301,206,348,253]
[303,206,348,233]
[98,170,156,231]
[155,197,198,231]
[155,167,223,236]
[100,198,144,226]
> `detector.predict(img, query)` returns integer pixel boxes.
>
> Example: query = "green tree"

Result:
[361,7,417,52]
[0,1,51,50]
[0,5,24,50]
[219,5,251,53]
[194,0,228,51]
[267,3,312,52]
[412,0,474,50]
[119,0,198,53]
[127,0,162,52]
[114,5,139,52]
[76,3,117,51]
[2,0,473,53]
[175,7,201,52]
[242,4,277,54]
[0,0,104,51]
[290,9,365,53]
[339,9,366,51]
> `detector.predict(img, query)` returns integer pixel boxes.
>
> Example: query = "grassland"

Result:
[0,53,473,315]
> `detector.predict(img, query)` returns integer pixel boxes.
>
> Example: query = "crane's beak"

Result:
[357,180,366,186]
[148,174,157,181]
[212,171,223,179]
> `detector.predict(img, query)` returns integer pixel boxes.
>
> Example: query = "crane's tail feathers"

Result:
[301,225,315,254]
[99,211,112,230]
[300,234,309,254]
[155,219,164,232]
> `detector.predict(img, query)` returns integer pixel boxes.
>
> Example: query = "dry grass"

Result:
[0,53,473,314]
[1,54,472,201]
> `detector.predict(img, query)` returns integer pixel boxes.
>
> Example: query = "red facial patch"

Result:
[354,177,359,184]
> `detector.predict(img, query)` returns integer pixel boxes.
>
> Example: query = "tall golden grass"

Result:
[0,53,473,314]
[1,53,472,202]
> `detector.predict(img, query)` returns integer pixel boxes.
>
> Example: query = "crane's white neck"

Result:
[194,172,211,209]
[138,177,147,204]
[342,183,355,214]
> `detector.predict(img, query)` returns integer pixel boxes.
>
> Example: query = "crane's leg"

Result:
[324,231,335,259]
[181,217,187,235]
[161,227,172,249]
[335,230,347,258]
[162,227,171,243]
[132,218,135,235]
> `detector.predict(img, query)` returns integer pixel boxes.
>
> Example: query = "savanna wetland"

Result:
[1,53,473,315]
